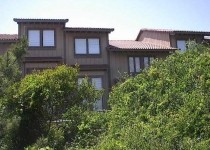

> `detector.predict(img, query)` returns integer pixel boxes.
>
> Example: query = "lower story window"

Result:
[129,56,154,75]
[78,77,103,110]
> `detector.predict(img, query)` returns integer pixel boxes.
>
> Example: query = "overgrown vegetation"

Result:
[96,41,210,149]
[1,40,210,149]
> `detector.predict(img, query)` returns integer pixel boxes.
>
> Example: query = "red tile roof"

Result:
[136,28,210,40]
[0,34,18,41]
[140,28,210,34]
[65,27,114,33]
[141,28,174,32]
[108,40,176,51]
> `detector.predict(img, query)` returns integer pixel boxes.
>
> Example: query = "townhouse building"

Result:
[0,18,210,110]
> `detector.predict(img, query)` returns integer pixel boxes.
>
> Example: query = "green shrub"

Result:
[97,42,210,149]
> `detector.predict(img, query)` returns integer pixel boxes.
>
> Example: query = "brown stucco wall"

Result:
[18,23,65,59]
[65,32,109,65]
[109,51,170,86]
[0,42,14,55]
[137,31,171,47]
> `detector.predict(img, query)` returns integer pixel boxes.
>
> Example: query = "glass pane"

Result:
[28,30,40,46]
[92,78,103,110]
[135,57,140,72]
[75,39,87,54]
[78,78,84,85]
[88,38,100,54]
[129,57,134,72]
[144,57,149,68]
[150,57,154,64]
[177,40,186,51]
[43,30,55,46]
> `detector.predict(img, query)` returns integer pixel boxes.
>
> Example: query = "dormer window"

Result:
[177,40,186,51]
[28,29,55,47]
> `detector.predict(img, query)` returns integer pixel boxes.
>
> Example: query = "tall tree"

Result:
[0,37,27,97]
[0,37,27,150]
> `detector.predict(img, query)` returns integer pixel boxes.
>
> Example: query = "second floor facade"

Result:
[1,18,210,110]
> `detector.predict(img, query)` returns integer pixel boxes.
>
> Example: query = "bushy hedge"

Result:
[96,42,210,149]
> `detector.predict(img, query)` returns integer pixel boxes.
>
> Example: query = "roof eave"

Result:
[13,18,69,24]
[173,31,210,35]
[64,28,114,33]
[108,48,177,52]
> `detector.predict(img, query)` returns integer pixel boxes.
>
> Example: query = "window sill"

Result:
[28,46,56,50]
[74,54,102,58]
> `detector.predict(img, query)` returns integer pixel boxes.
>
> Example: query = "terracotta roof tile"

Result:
[0,34,18,41]
[65,27,114,33]
[140,28,210,34]
[108,40,176,51]
[141,28,174,32]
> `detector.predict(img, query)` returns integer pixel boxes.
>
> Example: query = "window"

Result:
[91,77,103,110]
[88,39,100,54]
[28,29,55,47]
[78,77,103,110]
[177,40,186,51]
[28,30,40,46]
[75,39,87,54]
[75,38,100,55]
[43,30,55,46]
[129,56,154,75]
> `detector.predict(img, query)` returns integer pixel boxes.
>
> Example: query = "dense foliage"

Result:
[0,38,27,150]
[0,38,27,97]
[96,42,210,149]
[2,65,105,150]
[2,41,210,150]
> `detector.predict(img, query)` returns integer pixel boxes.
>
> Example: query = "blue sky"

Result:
[1,0,210,40]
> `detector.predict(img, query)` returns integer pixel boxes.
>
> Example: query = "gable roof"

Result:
[136,28,210,40]
[13,18,69,24]
[65,27,114,33]
[108,40,176,51]
[0,34,18,42]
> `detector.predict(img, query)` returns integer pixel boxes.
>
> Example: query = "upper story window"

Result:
[43,30,55,46]
[129,56,154,75]
[75,38,100,55]
[177,40,186,51]
[28,30,40,47]
[28,29,55,47]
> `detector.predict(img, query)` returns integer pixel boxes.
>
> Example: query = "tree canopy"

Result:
[97,42,210,149]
